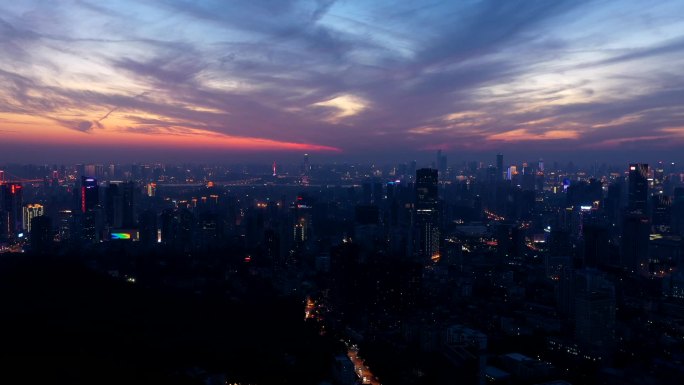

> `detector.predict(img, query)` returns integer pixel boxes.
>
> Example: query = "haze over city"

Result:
[2,0,684,162]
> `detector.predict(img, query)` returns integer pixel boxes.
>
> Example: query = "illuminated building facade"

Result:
[415,168,440,261]
[146,182,156,197]
[291,195,313,244]
[1,183,23,238]
[628,163,648,214]
[81,176,99,213]
[22,203,44,233]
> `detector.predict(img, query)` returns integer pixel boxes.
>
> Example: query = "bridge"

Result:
[0,170,45,184]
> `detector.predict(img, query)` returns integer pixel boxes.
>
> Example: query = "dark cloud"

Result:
[1,0,684,162]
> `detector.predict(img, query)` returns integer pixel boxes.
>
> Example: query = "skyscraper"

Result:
[496,153,504,182]
[652,194,672,233]
[106,181,136,229]
[81,176,99,213]
[138,209,158,246]
[621,214,650,272]
[1,183,23,238]
[301,154,311,185]
[301,153,310,175]
[292,194,313,245]
[415,168,440,261]
[628,163,648,214]
[583,223,609,268]
[437,150,447,176]
[30,215,53,252]
[22,203,44,233]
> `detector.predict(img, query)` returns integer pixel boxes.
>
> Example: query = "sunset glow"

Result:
[1,1,684,161]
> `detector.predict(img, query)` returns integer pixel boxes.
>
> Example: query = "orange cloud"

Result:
[0,113,340,153]
[487,128,579,142]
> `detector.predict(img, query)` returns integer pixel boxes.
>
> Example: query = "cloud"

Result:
[310,94,368,122]
[488,129,580,142]
[1,0,684,160]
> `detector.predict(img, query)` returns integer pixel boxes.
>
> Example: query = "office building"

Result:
[496,153,504,181]
[415,168,440,261]
[106,181,136,228]
[628,163,648,214]
[81,176,99,213]
[22,203,44,233]
[621,214,650,272]
[30,215,52,252]
[1,183,23,238]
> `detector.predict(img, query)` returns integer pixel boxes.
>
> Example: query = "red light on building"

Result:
[81,187,86,213]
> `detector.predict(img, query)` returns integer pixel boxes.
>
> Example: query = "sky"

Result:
[2,0,684,164]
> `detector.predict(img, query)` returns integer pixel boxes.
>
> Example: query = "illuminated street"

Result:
[347,343,381,385]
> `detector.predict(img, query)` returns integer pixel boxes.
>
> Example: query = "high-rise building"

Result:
[521,163,535,191]
[22,203,44,233]
[437,150,447,176]
[56,209,73,242]
[1,183,23,238]
[106,181,136,228]
[506,165,517,181]
[301,154,311,185]
[415,168,440,261]
[583,223,609,268]
[621,214,650,272]
[138,209,158,246]
[301,153,310,175]
[652,194,672,233]
[496,153,504,182]
[654,161,665,193]
[30,215,52,252]
[628,163,648,214]
[80,176,99,213]
[292,194,313,244]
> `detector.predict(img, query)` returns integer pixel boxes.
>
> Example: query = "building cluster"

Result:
[1,153,684,385]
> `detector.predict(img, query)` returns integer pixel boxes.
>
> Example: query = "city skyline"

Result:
[2,1,684,162]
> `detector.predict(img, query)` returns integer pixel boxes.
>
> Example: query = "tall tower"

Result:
[628,163,648,214]
[415,168,440,261]
[496,153,504,182]
[81,176,99,213]
[106,181,135,228]
[1,183,23,238]
[78,176,100,243]
[437,150,447,176]
[301,154,310,175]
[621,214,650,272]
[301,154,311,185]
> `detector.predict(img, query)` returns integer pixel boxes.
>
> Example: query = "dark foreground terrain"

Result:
[0,253,338,385]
